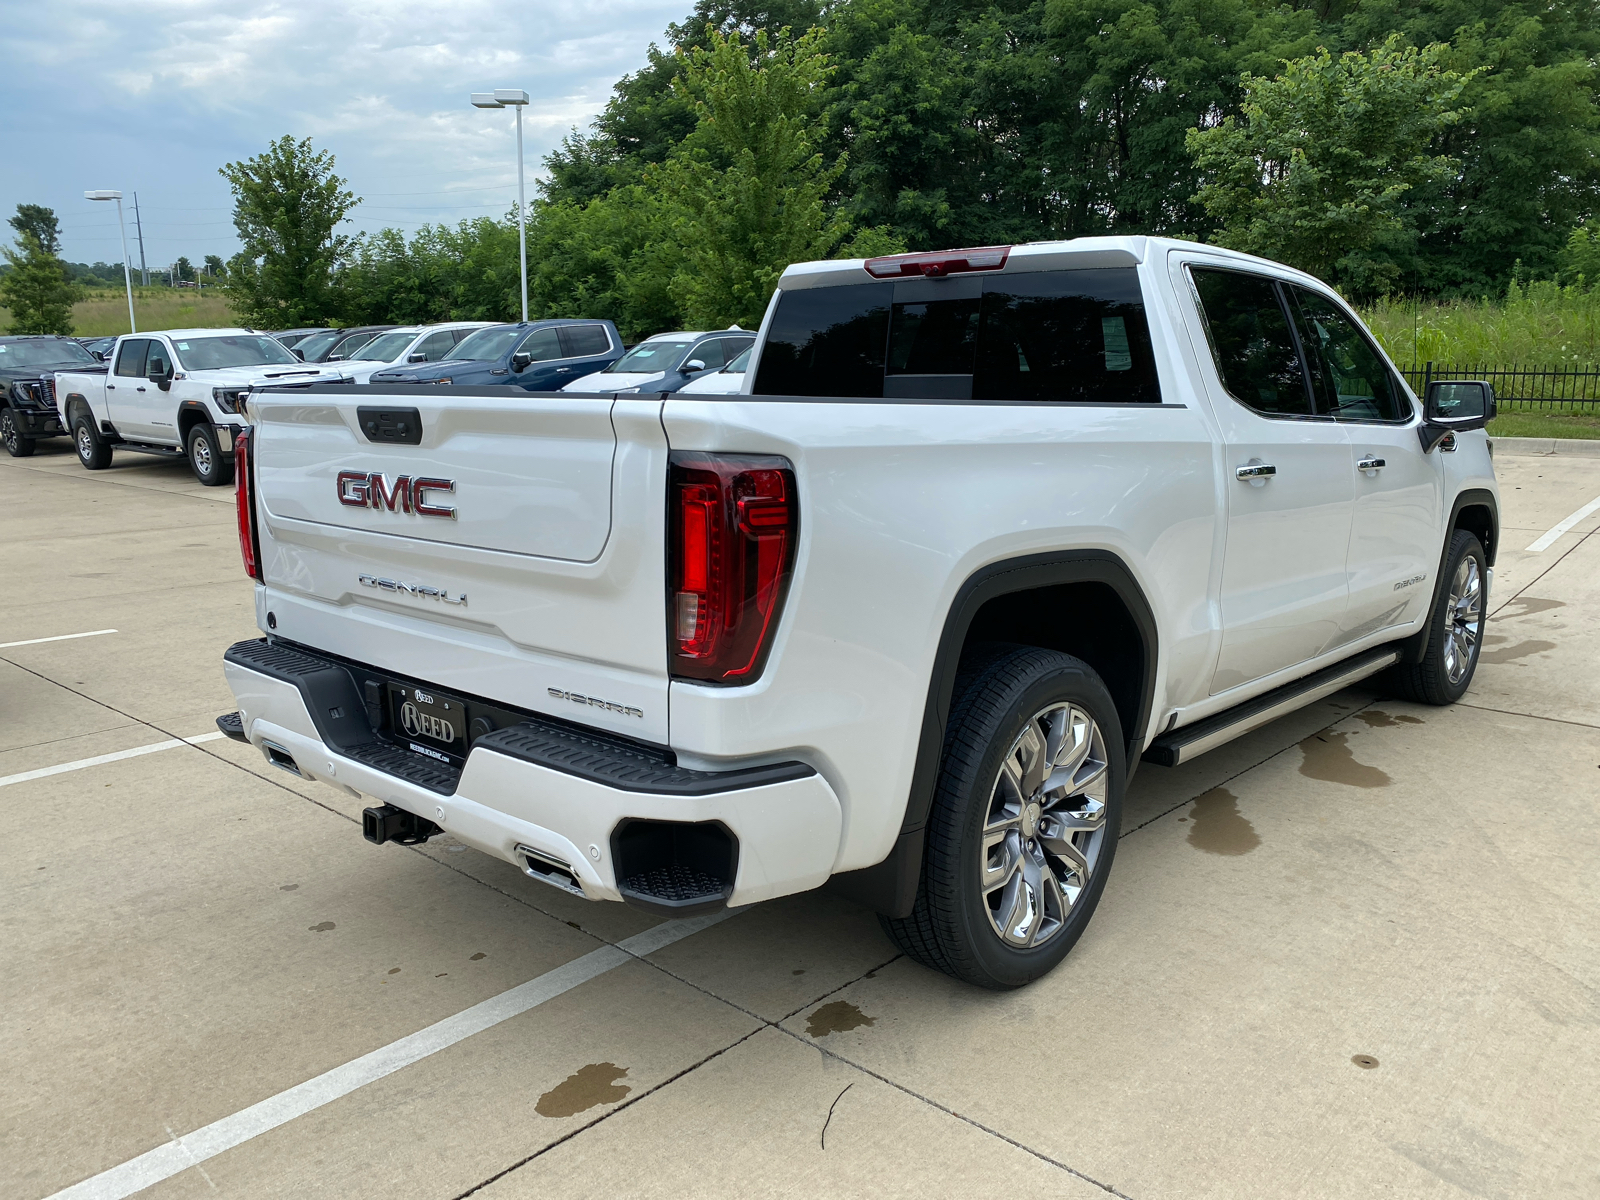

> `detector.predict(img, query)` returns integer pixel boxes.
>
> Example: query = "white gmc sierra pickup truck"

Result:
[54,328,348,485]
[217,237,1499,989]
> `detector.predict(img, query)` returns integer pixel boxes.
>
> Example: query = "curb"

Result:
[1491,436,1600,459]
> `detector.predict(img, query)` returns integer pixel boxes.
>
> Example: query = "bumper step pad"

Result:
[222,638,814,799]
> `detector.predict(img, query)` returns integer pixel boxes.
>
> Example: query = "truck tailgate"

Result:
[248,389,673,742]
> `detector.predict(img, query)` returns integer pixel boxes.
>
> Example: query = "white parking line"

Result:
[45,911,732,1200]
[0,629,117,649]
[1526,494,1600,552]
[0,732,225,789]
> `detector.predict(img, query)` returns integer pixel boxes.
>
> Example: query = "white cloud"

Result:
[0,0,687,268]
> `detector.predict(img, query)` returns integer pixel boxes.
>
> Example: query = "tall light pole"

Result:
[471,88,530,322]
[85,190,136,333]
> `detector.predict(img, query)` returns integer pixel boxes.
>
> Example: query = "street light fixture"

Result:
[84,190,137,333]
[471,88,530,322]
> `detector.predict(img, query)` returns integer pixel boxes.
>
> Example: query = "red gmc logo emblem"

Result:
[337,471,457,519]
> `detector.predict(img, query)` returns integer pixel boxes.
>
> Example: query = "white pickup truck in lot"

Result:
[218,236,1498,988]
[54,328,348,485]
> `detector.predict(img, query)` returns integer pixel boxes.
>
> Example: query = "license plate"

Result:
[389,683,466,762]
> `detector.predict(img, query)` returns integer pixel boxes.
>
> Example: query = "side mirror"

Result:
[510,351,532,372]
[328,353,344,362]
[292,348,305,361]
[147,357,173,391]
[407,352,427,363]
[1420,380,1495,452]
[682,359,707,373]
[90,350,105,361]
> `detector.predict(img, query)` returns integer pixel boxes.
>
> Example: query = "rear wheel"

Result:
[73,413,112,470]
[881,645,1124,989]
[187,423,234,486]
[1,406,35,457]
[1388,529,1486,705]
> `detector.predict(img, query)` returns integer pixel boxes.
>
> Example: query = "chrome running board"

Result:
[1143,647,1400,767]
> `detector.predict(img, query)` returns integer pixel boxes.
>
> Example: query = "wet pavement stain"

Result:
[1480,639,1557,665]
[1299,732,1391,788]
[536,1063,631,1118]
[1186,787,1260,856]
[1498,596,1565,620]
[1357,710,1425,728]
[807,1001,875,1038]
[308,921,335,933]
[279,884,298,892]
[470,952,486,961]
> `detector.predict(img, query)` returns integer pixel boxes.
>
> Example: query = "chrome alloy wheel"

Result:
[76,422,95,461]
[2,408,17,452]
[191,433,213,477]
[1444,554,1483,685]
[980,702,1110,949]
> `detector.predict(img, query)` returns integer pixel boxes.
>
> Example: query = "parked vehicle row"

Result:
[0,335,97,456]
[214,235,1501,990]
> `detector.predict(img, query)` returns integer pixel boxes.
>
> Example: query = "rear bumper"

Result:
[222,639,842,908]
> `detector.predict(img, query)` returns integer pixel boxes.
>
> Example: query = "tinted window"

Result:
[974,270,1159,403]
[518,327,563,362]
[717,336,755,367]
[753,283,890,397]
[890,297,980,375]
[687,339,726,370]
[559,324,612,357]
[114,339,150,377]
[416,330,455,361]
[1288,286,1410,422]
[1190,268,1312,417]
[293,330,342,361]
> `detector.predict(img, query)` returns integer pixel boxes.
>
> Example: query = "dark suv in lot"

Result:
[368,320,622,390]
[1,335,102,457]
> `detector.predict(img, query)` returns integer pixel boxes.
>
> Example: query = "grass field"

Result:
[1487,406,1600,439]
[1362,282,1600,368]
[0,288,237,337]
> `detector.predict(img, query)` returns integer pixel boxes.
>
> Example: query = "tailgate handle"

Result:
[357,406,423,446]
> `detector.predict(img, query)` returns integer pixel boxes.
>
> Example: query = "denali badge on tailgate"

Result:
[337,471,457,519]
[359,574,467,606]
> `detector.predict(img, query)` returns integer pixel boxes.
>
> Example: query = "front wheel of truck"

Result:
[881,645,1124,990]
[1,406,35,457]
[187,423,234,486]
[73,413,112,470]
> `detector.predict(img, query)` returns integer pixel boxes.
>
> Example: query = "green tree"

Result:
[0,230,79,335]
[175,256,195,283]
[659,27,901,328]
[219,136,359,325]
[8,204,63,256]
[203,254,226,279]
[1187,38,1472,295]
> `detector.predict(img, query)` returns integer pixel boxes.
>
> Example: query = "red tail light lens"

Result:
[863,245,1011,278]
[669,453,798,683]
[235,426,262,580]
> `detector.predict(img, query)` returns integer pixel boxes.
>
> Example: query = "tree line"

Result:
[8,0,1598,339]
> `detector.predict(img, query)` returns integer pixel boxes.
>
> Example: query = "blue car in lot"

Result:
[368,319,623,390]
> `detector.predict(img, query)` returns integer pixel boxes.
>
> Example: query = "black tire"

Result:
[1,406,35,457]
[1387,529,1487,705]
[73,412,112,470]
[187,423,234,486]
[881,645,1124,989]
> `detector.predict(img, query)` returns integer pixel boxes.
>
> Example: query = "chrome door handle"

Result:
[1357,455,1386,473]
[1235,463,1277,480]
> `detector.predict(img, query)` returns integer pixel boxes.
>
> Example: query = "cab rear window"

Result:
[753,268,1159,402]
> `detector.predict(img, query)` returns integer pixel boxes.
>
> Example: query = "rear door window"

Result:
[753,283,891,397]
[1286,286,1410,423]
[559,324,612,357]
[687,339,726,370]
[1189,268,1314,417]
[415,331,455,362]
[114,339,150,377]
[518,327,563,362]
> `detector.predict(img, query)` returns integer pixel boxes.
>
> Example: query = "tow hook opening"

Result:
[515,844,586,898]
[261,741,303,777]
[363,803,443,846]
[611,819,738,916]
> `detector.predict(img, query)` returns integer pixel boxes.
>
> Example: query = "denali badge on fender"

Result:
[359,574,467,606]
[337,471,457,519]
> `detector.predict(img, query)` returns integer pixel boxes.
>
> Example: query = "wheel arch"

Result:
[176,401,216,448]
[826,550,1159,917]
[1398,487,1499,665]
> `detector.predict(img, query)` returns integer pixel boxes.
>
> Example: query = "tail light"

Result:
[235,426,262,580]
[864,245,1011,278]
[669,453,798,683]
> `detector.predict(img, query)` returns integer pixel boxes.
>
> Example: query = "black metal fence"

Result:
[1399,363,1600,411]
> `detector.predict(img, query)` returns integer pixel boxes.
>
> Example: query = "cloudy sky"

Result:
[0,0,687,271]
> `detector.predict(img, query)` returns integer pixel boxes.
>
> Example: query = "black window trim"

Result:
[556,322,616,360]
